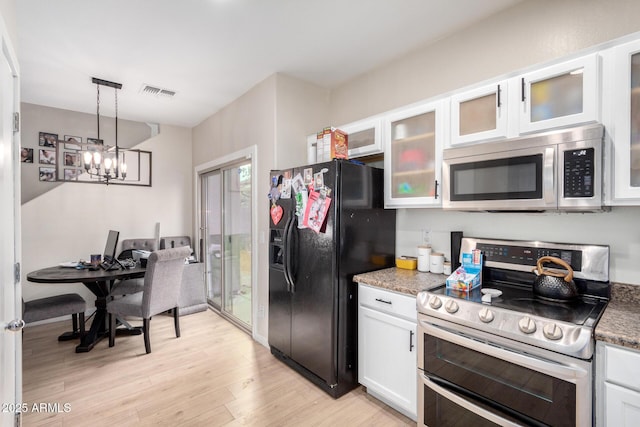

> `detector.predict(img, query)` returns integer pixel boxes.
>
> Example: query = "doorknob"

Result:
[5,319,25,332]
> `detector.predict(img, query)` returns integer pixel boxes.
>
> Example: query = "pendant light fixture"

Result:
[82,77,127,184]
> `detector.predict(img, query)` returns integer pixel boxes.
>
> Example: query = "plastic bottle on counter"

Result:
[417,245,431,272]
[430,252,444,274]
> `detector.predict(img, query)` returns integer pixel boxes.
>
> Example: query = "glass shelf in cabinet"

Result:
[392,168,435,178]
[392,132,435,145]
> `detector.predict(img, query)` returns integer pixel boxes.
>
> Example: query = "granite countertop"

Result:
[595,283,640,351]
[353,267,446,296]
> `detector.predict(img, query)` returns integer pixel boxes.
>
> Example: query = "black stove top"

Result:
[430,281,608,327]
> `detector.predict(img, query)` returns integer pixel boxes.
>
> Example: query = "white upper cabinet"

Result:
[339,116,384,159]
[384,99,446,208]
[603,38,640,202]
[519,54,600,134]
[450,81,509,146]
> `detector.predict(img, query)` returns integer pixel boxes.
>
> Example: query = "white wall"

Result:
[328,0,640,286]
[275,73,329,169]
[193,75,276,344]
[192,73,330,344]
[22,124,193,304]
[397,208,640,285]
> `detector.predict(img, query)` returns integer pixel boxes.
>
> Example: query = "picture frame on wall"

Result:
[87,138,104,151]
[21,147,33,163]
[64,168,82,181]
[64,135,82,150]
[64,151,80,167]
[39,149,56,165]
[38,132,58,148]
[39,167,56,182]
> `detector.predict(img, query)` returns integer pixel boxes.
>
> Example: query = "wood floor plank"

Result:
[21,309,414,426]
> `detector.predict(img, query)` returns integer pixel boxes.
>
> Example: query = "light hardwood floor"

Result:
[22,309,414,426]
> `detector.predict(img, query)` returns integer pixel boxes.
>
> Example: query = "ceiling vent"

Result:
[140,84,176,98]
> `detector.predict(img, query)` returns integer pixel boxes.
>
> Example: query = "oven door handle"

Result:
[422,321,589,383]
[422,375,524,427]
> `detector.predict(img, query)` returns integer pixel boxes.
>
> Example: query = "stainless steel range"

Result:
[416,237,609,427]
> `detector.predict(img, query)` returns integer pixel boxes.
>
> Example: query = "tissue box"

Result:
[446,267,481,291]
[446,250,482,291]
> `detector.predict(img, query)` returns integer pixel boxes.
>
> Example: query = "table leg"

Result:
[75,280,143,352]
[75,280,110,352]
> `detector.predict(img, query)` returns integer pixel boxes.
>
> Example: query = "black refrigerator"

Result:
[268,159,396,398]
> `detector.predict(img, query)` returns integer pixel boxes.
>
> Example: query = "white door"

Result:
[0,25,21,427]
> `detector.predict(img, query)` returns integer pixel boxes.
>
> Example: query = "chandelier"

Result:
[82,77,127,184]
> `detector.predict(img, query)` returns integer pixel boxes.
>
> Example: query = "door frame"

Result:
[0,11,21,427]
[194,145,258,338]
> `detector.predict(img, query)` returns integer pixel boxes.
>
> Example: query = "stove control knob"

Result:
[478,307,494,323]
[518,317,537,334]
[444,300,459,314]
[429,296,442,309]
[543,323,563,341]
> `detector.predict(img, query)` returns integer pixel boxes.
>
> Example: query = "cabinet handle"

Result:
[521,77,526,102]
[434,180,439,199]
[409,330,415,352]
[497,84,502,108]
[375,298,392,305]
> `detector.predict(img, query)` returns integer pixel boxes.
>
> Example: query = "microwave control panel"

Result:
[563,147,594,198]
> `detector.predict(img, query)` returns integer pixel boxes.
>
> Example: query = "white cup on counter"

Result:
[430,252,444,274]
[417,245,431,272]
[443,261,452,275]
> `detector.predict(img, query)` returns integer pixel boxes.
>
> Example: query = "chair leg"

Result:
[174,306,180,338]
[79,312,86,337]
[143,318,151,354]
[109,313,116,347]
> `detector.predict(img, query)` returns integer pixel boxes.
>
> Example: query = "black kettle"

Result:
[531,256,578,301]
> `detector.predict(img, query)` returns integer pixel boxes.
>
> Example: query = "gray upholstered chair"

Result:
[23,294,87,340]
[107,246,191,354]
[160,236,192,250]
[110,238,158,296]
[159,235,207,315]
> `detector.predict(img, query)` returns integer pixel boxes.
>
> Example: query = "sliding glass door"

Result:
[201,160,252,330]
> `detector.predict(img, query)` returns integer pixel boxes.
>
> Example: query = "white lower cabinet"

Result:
[358,284,417,420]
[596,341,640,426]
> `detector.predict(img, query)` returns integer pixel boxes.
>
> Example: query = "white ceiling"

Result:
[15,0,521,128]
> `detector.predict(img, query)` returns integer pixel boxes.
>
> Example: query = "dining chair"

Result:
[110,238,158,296]
[23,293,87,340]
[107,246,191,354]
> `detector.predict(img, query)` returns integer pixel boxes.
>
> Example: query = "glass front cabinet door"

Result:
[338,116,384,159]
[450,81,509,146]
[384,100,445,208]
[608,38,640,201]
[519,54,599,134]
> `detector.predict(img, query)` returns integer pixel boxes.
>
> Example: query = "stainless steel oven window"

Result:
[419,374,528,427]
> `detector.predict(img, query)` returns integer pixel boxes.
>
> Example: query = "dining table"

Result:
[26,264,146,352]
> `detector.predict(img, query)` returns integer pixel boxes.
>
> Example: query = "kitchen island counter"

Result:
[353,267,445,296]
[595,283,640,351]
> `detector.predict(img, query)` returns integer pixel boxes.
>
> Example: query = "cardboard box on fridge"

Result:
[322,127,349,160]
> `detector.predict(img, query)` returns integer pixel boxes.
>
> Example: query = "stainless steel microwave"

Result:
[442,124,605,212]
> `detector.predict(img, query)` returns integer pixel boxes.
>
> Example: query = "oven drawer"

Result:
[358,283,416,322]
